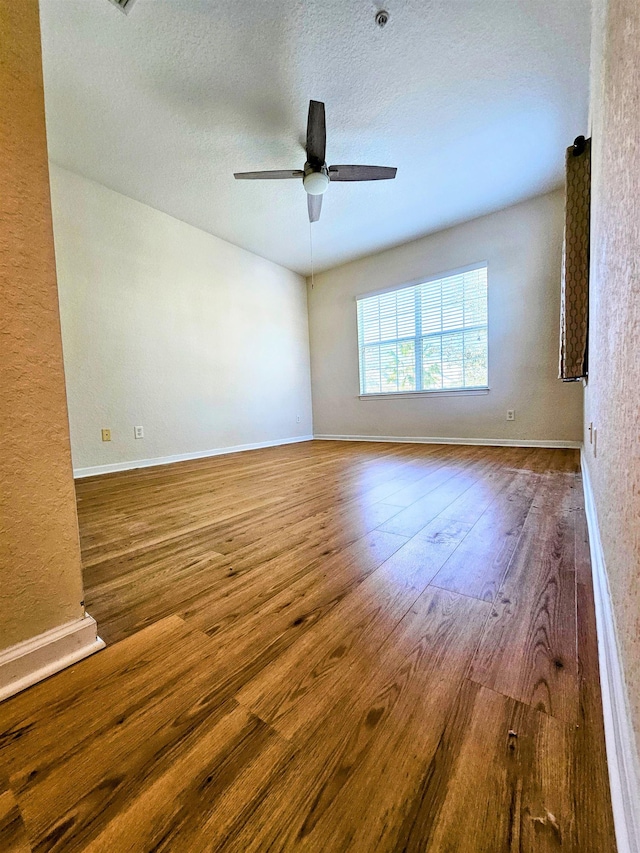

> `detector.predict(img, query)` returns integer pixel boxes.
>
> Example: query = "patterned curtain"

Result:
[559,137,591,381]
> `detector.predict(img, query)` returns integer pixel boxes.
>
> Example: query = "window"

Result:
[357,264,488,396]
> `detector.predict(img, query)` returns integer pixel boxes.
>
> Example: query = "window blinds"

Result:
[357,265,488,395]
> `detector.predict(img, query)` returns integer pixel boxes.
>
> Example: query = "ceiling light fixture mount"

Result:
[106,0,138,14]
[375,10,389,28]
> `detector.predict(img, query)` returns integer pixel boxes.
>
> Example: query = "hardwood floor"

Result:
[0,441,617,851]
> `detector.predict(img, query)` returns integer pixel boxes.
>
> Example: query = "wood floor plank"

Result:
[574,574,618,850]
[88,505,407,644]
[236,517,473,740]
[430,469,540,601]
[0,615,189,768]
[433,446,536,525]
[0,442,613,853]
[377,468,481,538]
[397,679,576,852]
[468,473,579,723]
[82,705,292,853]
[0,619,245,851]
[77,440,448,571]
[220,587,491,852]
[375,451,475,508]
[184,528,408,636]
[0,790,31,853]
[574,479,593,586]
[161,533,413,711]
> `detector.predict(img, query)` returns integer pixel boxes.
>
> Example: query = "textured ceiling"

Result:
[39,0,591,274]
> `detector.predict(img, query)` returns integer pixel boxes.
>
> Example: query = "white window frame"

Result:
[356,262,489,399]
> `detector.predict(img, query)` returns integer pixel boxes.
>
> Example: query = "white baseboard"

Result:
[581,451,640,853]
[0,613,105,703]
[314,434,582,449]
[73,435,314,479]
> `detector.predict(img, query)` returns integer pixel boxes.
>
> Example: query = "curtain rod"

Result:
[572,135,588,157]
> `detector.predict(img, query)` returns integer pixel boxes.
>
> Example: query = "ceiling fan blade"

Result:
[234,170,304,180]
[306,100,326,165]
[308,194,322,223]
[328,165,397,181]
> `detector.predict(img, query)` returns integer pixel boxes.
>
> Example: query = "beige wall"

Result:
[308,191,582,444]
[585,0,640,743]
[49,166,313,474]
[0,2,84,650]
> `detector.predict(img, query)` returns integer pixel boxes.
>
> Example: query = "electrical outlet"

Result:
[101,428,111,442]
[296,415,301,424]
[506,409,515,421]
[134,425,144,439]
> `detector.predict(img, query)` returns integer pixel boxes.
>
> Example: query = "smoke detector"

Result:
[107,0,138,14]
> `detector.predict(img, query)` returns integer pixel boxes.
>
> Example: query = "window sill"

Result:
[359,388,490,400]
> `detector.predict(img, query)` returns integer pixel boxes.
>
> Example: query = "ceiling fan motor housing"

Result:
[303,163,330,195]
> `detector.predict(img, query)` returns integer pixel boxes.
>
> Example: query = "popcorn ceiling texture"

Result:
[38,0,592,274]
[0,1,84,650]
[585,0,640,743]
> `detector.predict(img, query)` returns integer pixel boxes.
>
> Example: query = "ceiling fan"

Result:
[234,100,397,223]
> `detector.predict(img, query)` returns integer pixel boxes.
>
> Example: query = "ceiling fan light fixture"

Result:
[233,101,397,221]
[303,171,330,196]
